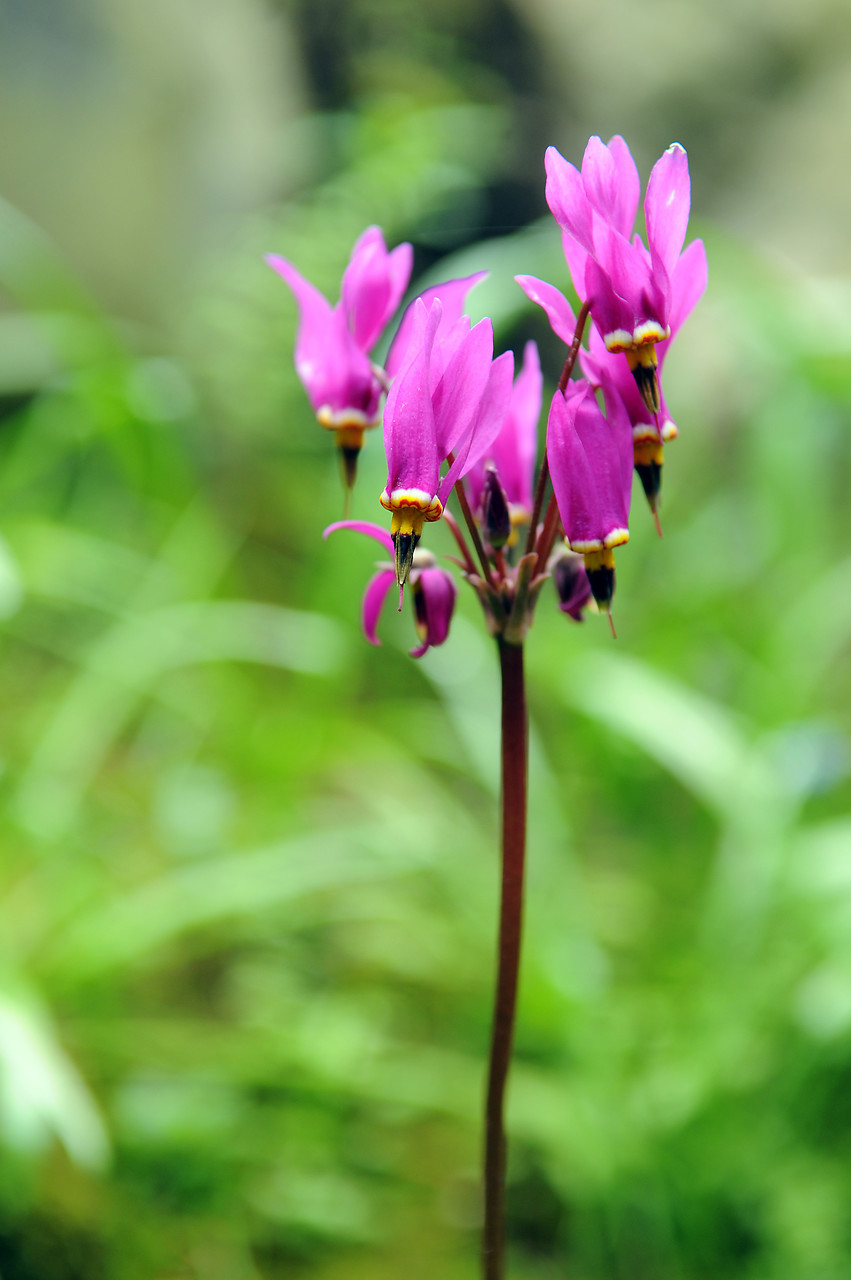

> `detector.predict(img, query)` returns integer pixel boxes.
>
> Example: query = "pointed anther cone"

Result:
[631,363,661,415]
[625,344,661,415]
[338,441,360,497]
[335,423,368,506]
[633,437,664,529]
[582,548,616,615]
[392,530,419,588]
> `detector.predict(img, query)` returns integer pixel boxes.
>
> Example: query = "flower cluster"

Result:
[269,136,705,653]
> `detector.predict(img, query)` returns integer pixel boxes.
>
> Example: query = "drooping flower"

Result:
[324,520,457,657]
[514,275,577,349]
[267,227,413,493]
[545,136,699,416]
[379,297,514,587]
[465,340,543,536]
[579,236,708,514]
[546,379,633,615]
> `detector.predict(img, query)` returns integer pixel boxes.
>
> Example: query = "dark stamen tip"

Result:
[392,530,420,588]
[338,443,360,494]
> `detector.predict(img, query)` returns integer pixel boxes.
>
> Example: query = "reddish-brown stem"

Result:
[524,299,592,557]
[443,509,478,576]
[533,491,562,578]
[483,638,528,1280]
[454,476,498,590]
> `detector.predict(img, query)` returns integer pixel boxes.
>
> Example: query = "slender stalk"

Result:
[483,638,529,1280]
[454,475,498,589]
[443,509,478,576]
[533,492,562,578]
[524,299,591,557]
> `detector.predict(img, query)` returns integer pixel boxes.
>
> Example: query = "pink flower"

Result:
[379,298,514,586]
[546,379,633,614]
[545,136,701,415]
[267,227,413,489]
[465,340,543,529]
[324,521,457,658]
[579,237,707,512]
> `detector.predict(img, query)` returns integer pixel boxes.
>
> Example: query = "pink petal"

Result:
[561,230,590,301]
[667,238,707,339]
[362,569,396,645]
[386,242,415,318]
[599,385,637,502]
[410,566,457,656]
[545,147,594,250]
[583,255,635,344]
[439,349,514,505]
[383,299,442,497]
[547,382,632,548]
[341,227,414,354]
[645,143,691,285]
[581,135,640,240]
[323,520,395,556]
[514,275,577,345]
[492,340,542,512]
[267,254,377,415]
[547,386,606,548]
[432,316,494,460]
[385,271,487,379]
[429,314,472,391]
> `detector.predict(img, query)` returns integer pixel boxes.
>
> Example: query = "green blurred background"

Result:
[1,0,851,1276]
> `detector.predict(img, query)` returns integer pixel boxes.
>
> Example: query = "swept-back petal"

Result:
[547,386,606,550]
[583,256,635,349]
[599,385,637,503]
[429,314,472,390]
[438,348,514,505]
[547,382,631,549]
[341,227,414,354]
[645,143,691,284]
[323,519,395,556]
[561,230,590,301]
[385,271,487,378]
[410,566,457,656]
[383,299,442,498]
[432,316,494,460]
[545,146,594,250]
[267,254,376,415]
[493,340,541,512]
[667,238,707,339]
[362,569,396,645]
[514,275,577,345]
[581,135,640,239]
[386,242,415,317]
[573,384,632,536]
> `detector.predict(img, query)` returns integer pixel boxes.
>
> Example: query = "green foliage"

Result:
[0,36,849,1280]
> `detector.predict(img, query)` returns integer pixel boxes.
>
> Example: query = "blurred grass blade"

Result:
[0,986,109,1170]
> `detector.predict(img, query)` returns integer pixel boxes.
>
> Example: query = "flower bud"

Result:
[481,466,512,549]
[551,550,592,621]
